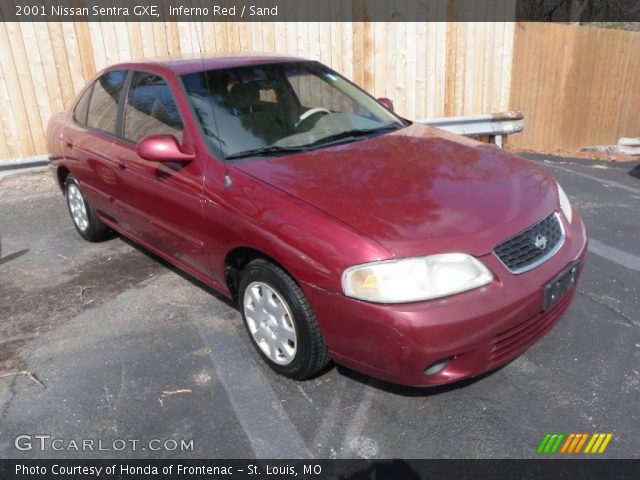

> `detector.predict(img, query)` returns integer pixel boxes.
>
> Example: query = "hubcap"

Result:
[67,183,89,232]
[243,281,297,365]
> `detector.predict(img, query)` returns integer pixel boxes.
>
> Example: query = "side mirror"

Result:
[377,97,394,112]
[137,135,194,163]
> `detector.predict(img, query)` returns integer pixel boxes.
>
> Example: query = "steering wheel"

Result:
[294,108,331,131]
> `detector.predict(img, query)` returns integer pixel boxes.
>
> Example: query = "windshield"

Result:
[180,61,405,158]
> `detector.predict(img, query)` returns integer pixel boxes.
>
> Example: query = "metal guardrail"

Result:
[0,112,525,174]
[0,155,49,179]
[420,111,524,148]
[0,155,49,171]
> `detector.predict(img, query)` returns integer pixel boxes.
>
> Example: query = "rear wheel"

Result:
[239,259,330,380]
[65,175,111,241]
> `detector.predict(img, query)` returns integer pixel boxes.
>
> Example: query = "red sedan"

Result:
[47,56,587,387]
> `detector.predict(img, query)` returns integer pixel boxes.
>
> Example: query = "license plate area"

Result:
[543,260,579,311]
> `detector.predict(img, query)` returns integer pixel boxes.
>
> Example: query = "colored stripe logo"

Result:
[537,433,613,454]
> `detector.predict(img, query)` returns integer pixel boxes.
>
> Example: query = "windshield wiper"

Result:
[225,124,403,159]
[300,124,402,148]
[225,145,307,160]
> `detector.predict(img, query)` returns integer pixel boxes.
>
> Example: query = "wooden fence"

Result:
[0,20,514,160]
[1,19,639,160]
[509,22,640,151]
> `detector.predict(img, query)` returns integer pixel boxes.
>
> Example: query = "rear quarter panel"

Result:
[46,112,67,180]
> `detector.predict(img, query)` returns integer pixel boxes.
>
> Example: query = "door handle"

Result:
[114,157,127,170]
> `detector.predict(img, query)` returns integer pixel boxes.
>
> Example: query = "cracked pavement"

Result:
[0,155,638,459]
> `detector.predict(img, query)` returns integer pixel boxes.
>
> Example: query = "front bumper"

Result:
[303,210,588,387]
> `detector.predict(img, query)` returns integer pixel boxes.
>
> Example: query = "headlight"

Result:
[342,253,493,303]
[557,182,573,223]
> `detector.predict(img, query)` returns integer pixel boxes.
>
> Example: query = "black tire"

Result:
[64,175,111,242]
[238,259,330,380]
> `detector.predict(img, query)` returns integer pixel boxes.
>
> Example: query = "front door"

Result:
[112,70,207,273]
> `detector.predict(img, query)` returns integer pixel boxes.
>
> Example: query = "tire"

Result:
[239,259,330,380]
[64,175,111,242]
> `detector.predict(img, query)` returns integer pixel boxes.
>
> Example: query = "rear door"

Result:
[110,70,208,272]
[65,70,128,220]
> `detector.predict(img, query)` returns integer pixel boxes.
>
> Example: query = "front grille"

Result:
[494,212,564,274]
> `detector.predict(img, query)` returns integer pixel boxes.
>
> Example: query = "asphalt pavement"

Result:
[0,154,638,459]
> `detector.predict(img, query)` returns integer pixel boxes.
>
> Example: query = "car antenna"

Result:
[192,15,230,187]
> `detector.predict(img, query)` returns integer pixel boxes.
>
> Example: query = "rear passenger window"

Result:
[73,85,93,125]
[86,70,127,134]
[123,72,183,144]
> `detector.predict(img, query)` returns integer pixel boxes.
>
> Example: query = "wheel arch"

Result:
[56,165,71,191]
[224,246,297,302]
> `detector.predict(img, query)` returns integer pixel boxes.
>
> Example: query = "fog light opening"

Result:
[423,358,450,377]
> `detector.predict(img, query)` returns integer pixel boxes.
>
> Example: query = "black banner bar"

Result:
[2,0,640,23]
[1,459,639,480]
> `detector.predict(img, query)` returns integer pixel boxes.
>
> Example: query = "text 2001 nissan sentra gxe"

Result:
[47,56,587,387]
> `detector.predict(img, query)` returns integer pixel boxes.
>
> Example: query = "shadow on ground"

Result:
[628,163,640,179]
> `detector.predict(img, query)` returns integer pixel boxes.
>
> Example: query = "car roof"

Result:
[111,53,309,76]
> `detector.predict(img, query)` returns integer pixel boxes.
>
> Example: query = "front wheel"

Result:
[65,175,111,241]
[239,259,330,380]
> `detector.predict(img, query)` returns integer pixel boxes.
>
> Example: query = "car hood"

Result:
[232,124,559,258]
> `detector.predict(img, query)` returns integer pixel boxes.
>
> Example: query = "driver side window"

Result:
[123,71,183,144]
